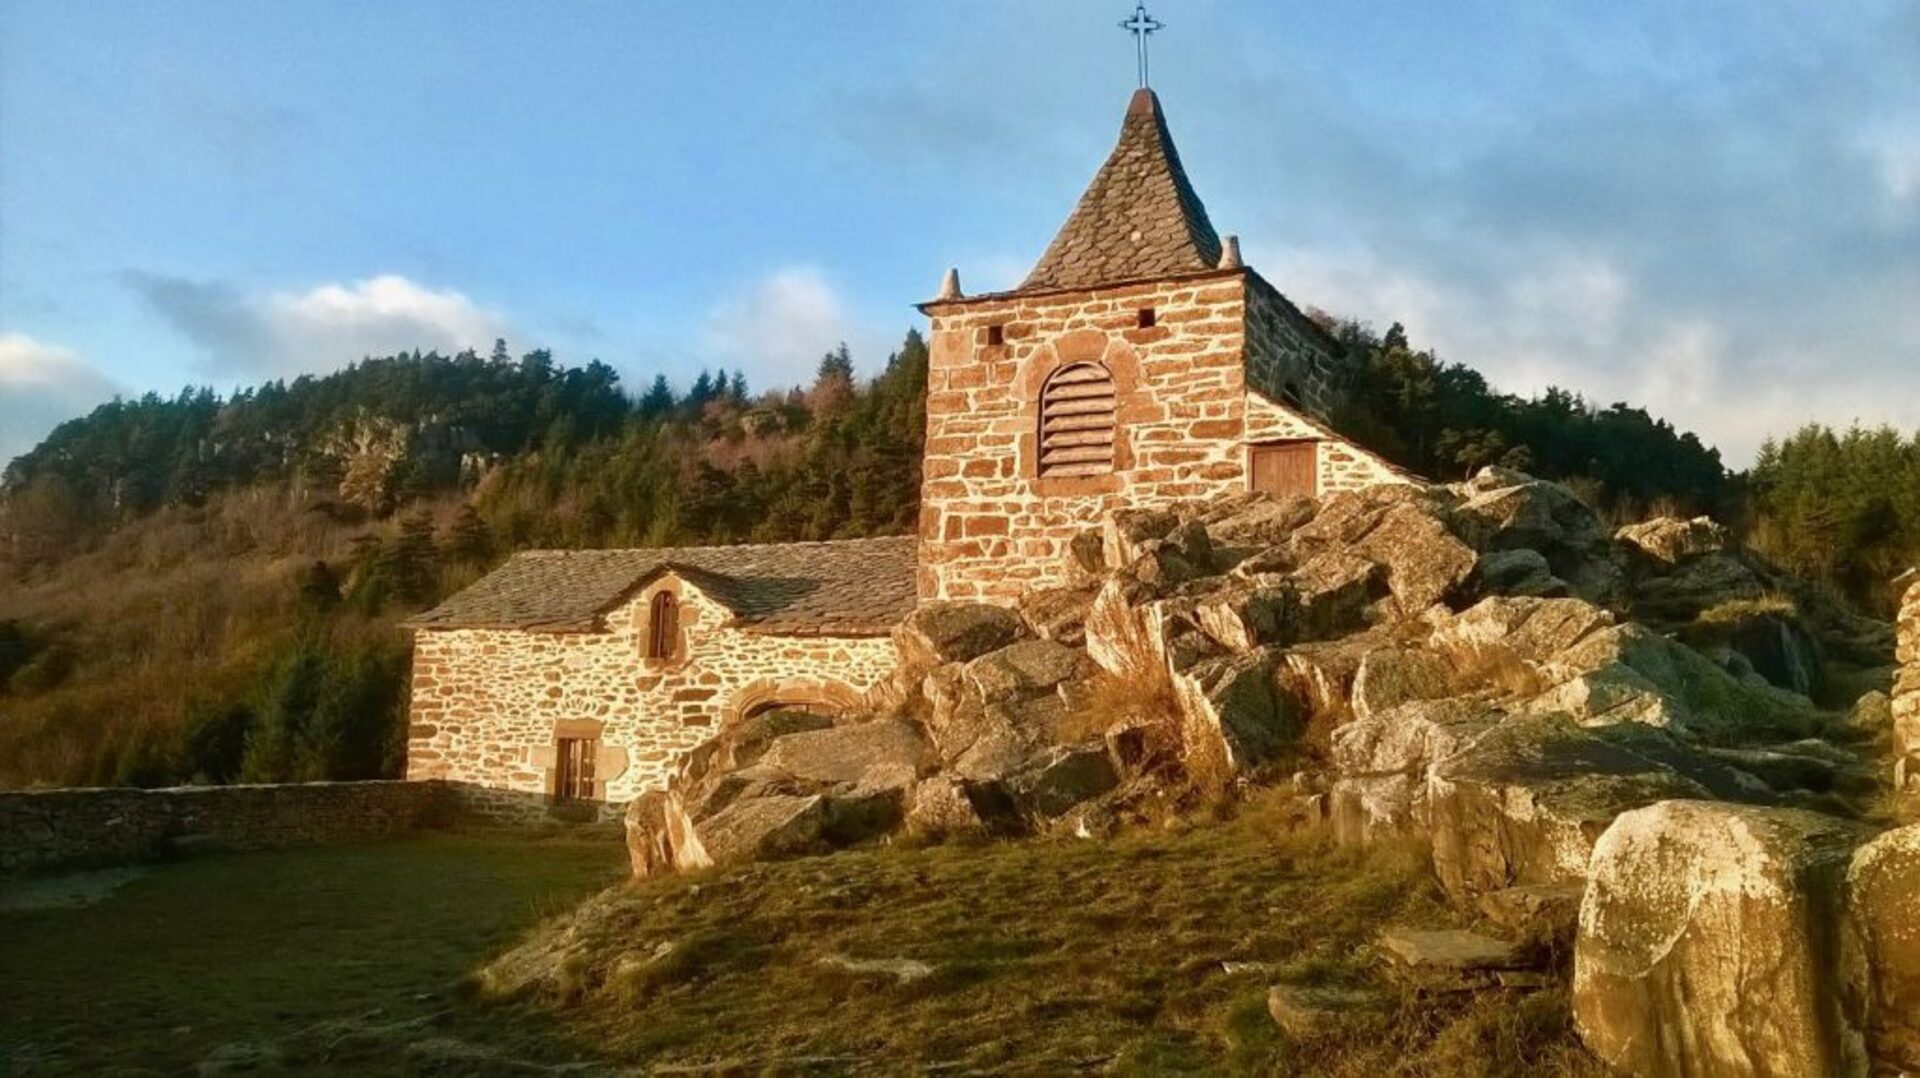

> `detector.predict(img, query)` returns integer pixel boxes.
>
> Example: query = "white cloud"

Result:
[702,266,888,391]
[1257,243,1920,465]
[125,272,511,378]
[0,334,121,469]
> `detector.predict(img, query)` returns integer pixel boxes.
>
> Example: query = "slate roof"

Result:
[1020,88,1224,293]
[406,536,917,636]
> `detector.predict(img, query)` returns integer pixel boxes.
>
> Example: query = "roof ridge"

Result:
[1020,88,1222,293]
[509,534,916,559]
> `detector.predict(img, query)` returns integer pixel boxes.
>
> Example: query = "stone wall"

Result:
[1242,269,1346,422]
[405,575,897,820]
[0,780,448,875]
[1895,577,1920,808]
[919,268,1409,603]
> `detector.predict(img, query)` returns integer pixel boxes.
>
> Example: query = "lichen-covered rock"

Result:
[1425,716,1715,902]
[756,720,932,785]
[1171,650,1300,774]
[1573,801,1874,1078]
[1285,551,1382,638]
[689,792,831,867]
[1842,824,1920,1071]
[1474,548,1567,598]
[1616,516,1731,565]
[1084,575,1173,685]
[893,601,1027,676]
[903,774,995,838]
[1003,743,1120,818]
[1351,647,1455,721]
[1894,580,1920,806]
[962,639,1090,702]
[1454,466,1610,557]
[1017,584,1098,646]
[1354,501,1479,614]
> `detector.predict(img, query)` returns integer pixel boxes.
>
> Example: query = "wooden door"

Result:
[1250,442,1317,498]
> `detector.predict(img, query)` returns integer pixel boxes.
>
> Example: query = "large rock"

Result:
[1196,491,1317,551]
[688,793,831,867]
[1454,466,1610,556]
[1573,801,1873,1078]
[1354,501,1478,613]
[893,601,1026,676]
[1017,584,1098,647]
[1425,715,1715,901]
[1328,699,1498,844]
[1842,824,1920,1071]
[962,639,1090,702]
[1616,516,1731,565]
[756,720,932,785]
[1002,743,1120,818]
[1350,646,1455,722]
[1084,575,1173,685]
[1171,650,1300,777]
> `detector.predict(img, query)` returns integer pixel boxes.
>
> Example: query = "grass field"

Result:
[1,802,1605,1076]
[0,833,625,1075]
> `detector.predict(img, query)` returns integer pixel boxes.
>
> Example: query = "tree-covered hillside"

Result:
[0,322,1910,790]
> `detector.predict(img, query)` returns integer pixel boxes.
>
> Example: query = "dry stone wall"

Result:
[0,780,448,875]
[920,269,1404,603]
[406,576,897,820]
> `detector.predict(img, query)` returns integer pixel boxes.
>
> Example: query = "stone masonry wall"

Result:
[1895,578,1920,807]
[920,274,1251,603]
[1243,392,1409,495]
[1242,269,1346,422]
[405,575,897,820]
[0,780,448,875]
[920,269,1412,603]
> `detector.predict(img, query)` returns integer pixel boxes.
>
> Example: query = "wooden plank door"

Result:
[1250,442,1317,498]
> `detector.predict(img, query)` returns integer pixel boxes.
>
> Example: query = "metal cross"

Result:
[1119,3,1163,88]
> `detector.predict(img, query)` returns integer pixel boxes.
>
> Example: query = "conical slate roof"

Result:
[1021,89,1224,292]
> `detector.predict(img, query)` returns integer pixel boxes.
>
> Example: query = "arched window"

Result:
[645,591,679,660]
[1038,362,1116,477]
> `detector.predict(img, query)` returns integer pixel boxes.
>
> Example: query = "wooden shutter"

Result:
[646,592,679,660]
[1250,442,1318,498]
[1039,362,1116,477]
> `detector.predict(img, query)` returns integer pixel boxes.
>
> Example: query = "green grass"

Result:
[474,794,1604,1076]
[1,803,1606,1076]
[0,832,624,1075]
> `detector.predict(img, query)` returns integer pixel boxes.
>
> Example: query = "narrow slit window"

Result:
[645,591,679,660]
[1038,362,1117,477]
[554,737,598,802]
[1137,307,1156,328]
[986,324,1005,347]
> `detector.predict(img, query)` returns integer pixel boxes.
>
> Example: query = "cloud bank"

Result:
[0,334,121,470]
[701,265,891,392]
[124,273,511,379]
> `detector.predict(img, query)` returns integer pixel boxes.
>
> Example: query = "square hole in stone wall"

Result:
[1137,308,1157,329]
[986,324,1005,346]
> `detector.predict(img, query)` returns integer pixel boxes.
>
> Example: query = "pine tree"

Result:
[444,504,494,566]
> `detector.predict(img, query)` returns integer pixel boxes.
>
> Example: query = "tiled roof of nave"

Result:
[406,536,917,636]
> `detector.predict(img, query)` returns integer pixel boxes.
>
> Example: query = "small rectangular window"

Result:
[1137,308,1157,329]
[554,737,598,802]
[986,324,1005,346]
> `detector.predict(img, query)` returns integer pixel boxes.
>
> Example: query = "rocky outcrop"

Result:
[1573,803,1920,1077]
[1842,824,1920,1071]
[629,470,1896,928]
[1894,578,1920,810]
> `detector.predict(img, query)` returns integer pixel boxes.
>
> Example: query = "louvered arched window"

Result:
[645,591,679,660]
[1038,362,1117,477]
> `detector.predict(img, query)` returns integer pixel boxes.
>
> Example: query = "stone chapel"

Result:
[403,88,1404,816]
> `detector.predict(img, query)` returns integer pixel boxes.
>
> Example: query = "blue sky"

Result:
[3,1,1916,467]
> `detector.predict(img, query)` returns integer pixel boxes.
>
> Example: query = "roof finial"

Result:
[937,267,963,301]
[1119,4,1163,89]
[1218,235,1242,270]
